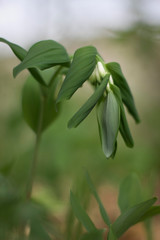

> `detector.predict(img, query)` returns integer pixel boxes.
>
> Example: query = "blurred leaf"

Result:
[22,70,60,133]
[65,206,76,240]
[13,40,70,77]
[57,46,98,102]
[80,230,104,240]
[106,62,140,123]
[85,171,111,226]
[29,220,52,240]
[68,74,109,128]
[107,227,117,240]
[0,159,15,176]
[97,91,120,158]
[0,37,46,86]
[70,191,96,232]
[118,173,142,213]
[110,84,134,147]
[112,197,157,238]
[139,206,160,222]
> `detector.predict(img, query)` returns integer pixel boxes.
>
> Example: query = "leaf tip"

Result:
[67,122,73,129]
[13,65,20,78]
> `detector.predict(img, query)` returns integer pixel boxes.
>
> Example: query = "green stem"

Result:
[48,66,63,88]
[26,92,44,200]
[145,220,153,240]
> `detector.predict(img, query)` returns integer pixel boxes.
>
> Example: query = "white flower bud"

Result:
[97,61,106,78]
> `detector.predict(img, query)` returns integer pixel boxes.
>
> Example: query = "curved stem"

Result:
[48,66,63,87]
[26,93,44,200]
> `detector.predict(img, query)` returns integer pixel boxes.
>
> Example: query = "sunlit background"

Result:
[0,0,160,239]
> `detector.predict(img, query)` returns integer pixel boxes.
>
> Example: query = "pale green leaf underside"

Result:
[112,197,157,238]
[70,191,96,232]
[100,91,120,158]
[13,40,70,77]
[68,74,109,128]
[57,46,98,102]
[106,62,140,123]
[0,37,47,86]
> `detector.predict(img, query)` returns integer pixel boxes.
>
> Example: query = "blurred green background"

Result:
[0,0,160,239]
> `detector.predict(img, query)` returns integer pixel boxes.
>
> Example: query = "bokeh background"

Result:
[0,0,160,239]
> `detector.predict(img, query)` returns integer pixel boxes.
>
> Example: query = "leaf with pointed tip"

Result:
[97,91,120,158]
[85,171,111,226]
[106,62,140,123]
[68,74,109,128]
[22,69,60,133]
[0,37,27,60]
[118,174,142,213]
[70,191,96,232]
[0,37,47,86]
[80,230,104,240]
[112,197,157,238]
[110,84,134,147]
[13,40,70,77]
[139,205,160,222]
[57,46,98,102]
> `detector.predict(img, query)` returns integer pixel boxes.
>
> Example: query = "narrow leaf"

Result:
[139,205,160,222]
[85,171,111,226]
[57,46,98,102]
[13,40,70,77]
[0,37,46,86]
[112,197,157,238]
[70,191,96,232]
[106,62,140,123]
[110,84,134,147]
[118,174,142,213]
[68,74,109,128]
[98,90,120,158]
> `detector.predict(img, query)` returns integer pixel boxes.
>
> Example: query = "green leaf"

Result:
[13,40,70,77]
[0,37,27,60]
[29,221,52,240]
[0,160,15,176]
[112,197,157,238]
[118,174,142,213]
[68,74,109,128]
[22,69,60,133]
[97,90,120,158]
[110,84,134,147]
[0,37,47,86]
[107,227,117,240]
[85,171,111,226]
[106,62,140,123]
[139,205,160,222]
[80,230,104,240]
[70,191,96,232]
[57,46,98,102]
